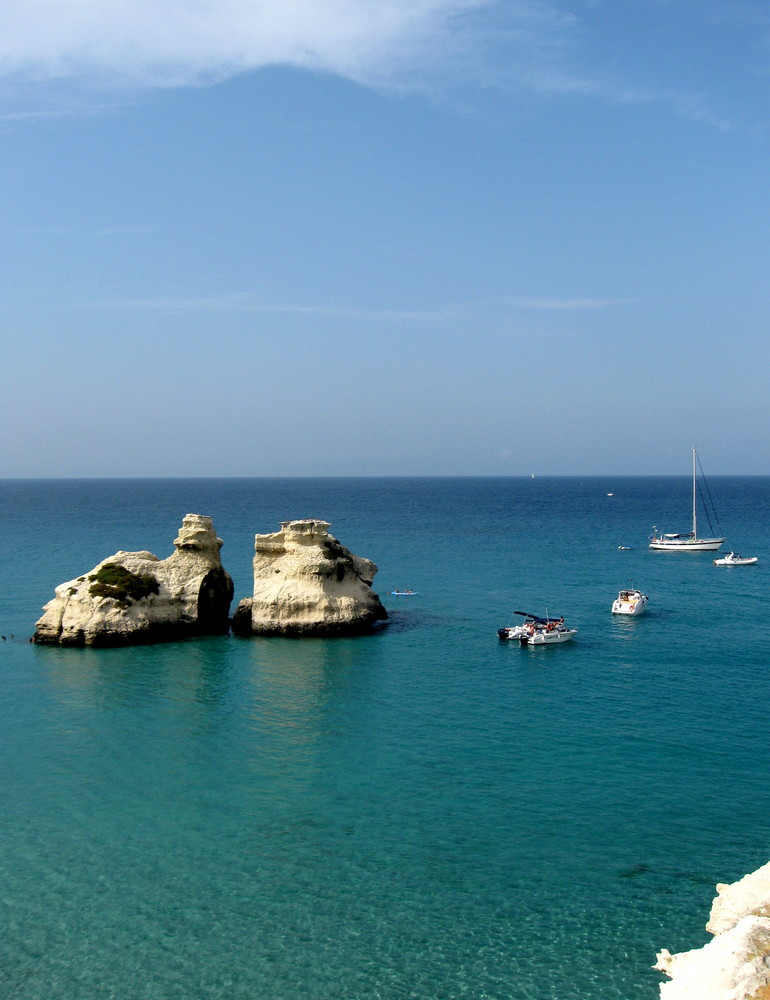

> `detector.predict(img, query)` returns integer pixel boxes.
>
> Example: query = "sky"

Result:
[2,0,770,476]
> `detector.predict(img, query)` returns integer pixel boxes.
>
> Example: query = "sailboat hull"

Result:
[649,537,724,551]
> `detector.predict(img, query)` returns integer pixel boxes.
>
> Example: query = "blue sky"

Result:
[2,0,769,476]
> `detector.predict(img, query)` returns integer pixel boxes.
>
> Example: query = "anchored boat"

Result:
[713,552,758,566]
[611,588,649,615]
[649,448,725,552]
[498,611,577,645]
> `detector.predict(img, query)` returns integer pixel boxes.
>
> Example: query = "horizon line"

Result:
[2,473,768,481]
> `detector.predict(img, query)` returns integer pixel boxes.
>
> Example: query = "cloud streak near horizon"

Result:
[73,292,627,324]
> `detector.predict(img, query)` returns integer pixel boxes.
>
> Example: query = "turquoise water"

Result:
[2,477,769,999]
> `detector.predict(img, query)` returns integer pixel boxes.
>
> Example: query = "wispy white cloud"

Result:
[96,225,160,237]
[0,0,498,88]
[0,0,751,131]
[84,291,628,321]
[0,0,614,120]
[88,293,458,322]
[508,296,627,310]
[526,65,737,131]
[0,223,161,237]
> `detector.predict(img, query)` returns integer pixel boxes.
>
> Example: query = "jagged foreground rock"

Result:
[232,519,387,636]
[654,861,770,999]
[33,514,233,647]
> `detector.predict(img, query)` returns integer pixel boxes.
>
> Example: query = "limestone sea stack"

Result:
[231,518,388,636]
[33,514,234,647]
[654,860,770,999]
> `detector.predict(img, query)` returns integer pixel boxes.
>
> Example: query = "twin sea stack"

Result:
[33,515,387,646]
[232,518,388,637]
[33,514,234,647]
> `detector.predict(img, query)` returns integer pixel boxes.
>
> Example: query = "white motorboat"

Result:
[524,623,577,645]
[649,448,725,552]
[611,588,649,615]
[713,552,758,566]
[498,611,576,645]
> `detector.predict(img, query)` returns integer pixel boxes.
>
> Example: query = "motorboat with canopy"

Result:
[498,611,577,645]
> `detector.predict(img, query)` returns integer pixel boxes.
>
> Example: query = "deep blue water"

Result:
[1,477,769,1000]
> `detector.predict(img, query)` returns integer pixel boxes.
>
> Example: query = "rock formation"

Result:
[33,514,233,647]
[231,518,387,636]
[654,861,770,999]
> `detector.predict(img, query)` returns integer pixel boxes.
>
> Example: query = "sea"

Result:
[1,476,769,1000]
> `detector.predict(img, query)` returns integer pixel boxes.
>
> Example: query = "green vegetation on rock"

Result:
[88,563,159,608]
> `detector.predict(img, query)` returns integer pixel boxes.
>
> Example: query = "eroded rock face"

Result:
[33,514,234,647]
[231,518,387,636]
[654,861,770,999]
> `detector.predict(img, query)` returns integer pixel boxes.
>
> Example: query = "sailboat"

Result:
[649,448,725,552]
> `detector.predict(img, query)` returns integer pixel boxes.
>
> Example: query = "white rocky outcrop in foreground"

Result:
[33,514,233,647]
[655,861,770,999]
[232,518,387,636]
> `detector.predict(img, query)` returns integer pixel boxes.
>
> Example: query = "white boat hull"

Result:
[524,627,577,645]
[649,537,724,551]
[713,554,758,566]
[498,624,577,644]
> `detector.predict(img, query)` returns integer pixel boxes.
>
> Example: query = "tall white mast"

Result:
[692,447,697,539]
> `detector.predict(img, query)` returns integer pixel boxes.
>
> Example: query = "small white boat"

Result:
[612,588,649,615]
[713,552,758,566]
[498,611,576,645]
